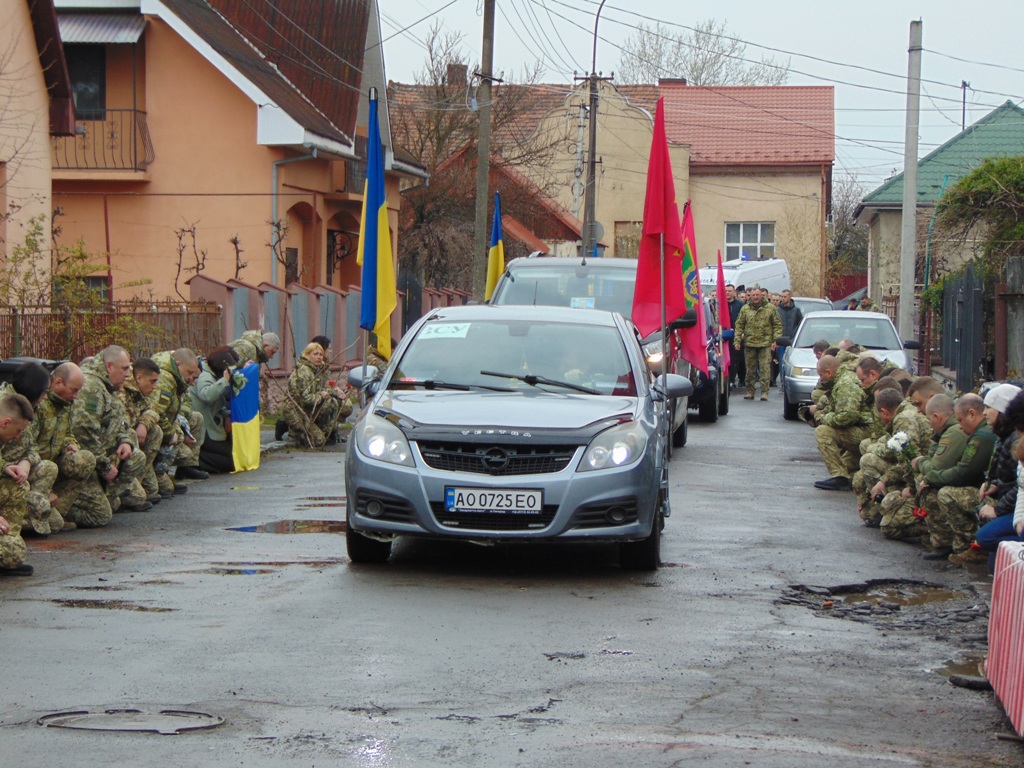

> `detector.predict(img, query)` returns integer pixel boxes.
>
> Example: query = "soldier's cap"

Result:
[983,383,1022,414]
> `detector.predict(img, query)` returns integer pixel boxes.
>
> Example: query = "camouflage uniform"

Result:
[856,299,881,312]
[150,352,205,491]
[120,380,163,499]
[0,382,53,535]
[281,357,351,448]
[32,389,97,532]
[814,367,873,480]
[68,357,146,528]
[879,414,965,541]
[0,427,32,567]
[733,298,783,398]
[230,330,270,366]
[365,345,388,372]
[852,399,932,523]
[921,422,997,554]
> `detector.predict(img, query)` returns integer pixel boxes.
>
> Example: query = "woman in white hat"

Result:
[971,384,1023,571]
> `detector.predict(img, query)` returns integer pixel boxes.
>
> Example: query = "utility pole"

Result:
[961,80,970,130]
[581,0,608,261]
[898,20,922,339]
[471,0,496,301]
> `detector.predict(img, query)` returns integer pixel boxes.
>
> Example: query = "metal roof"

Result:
[57,13,146,44]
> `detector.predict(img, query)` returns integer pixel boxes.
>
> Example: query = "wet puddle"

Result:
[195,567,277,576]
[51,599,175,613]
[228,519,346,534]
[842,584,966,607]
[933,653,986,678]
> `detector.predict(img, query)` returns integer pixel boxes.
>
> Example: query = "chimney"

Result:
[658,77,688,86]
[446,63,468,86]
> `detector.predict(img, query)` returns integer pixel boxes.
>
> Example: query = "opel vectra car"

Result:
[344,304,692,570]
[779,310,920,420]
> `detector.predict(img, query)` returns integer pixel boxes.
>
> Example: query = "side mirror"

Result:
[347,365,381,391]
[902,339,922,350]
[653,373,694,400]
[669,308,698,330]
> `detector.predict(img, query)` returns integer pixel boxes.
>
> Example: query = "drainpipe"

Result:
[271,146,318,284]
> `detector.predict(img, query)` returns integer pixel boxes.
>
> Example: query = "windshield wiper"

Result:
[390,379,472,391]
[480,370,600,395]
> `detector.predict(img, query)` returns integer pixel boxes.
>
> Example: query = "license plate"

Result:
[445,487,543,514]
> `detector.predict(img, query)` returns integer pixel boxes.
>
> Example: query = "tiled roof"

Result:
[659,84,834,165]
[862,100,1024,206]
[160,0,367,146]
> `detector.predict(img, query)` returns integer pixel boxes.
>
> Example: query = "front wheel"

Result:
[346,507,393,564]
[783,388,798,421]
[672,399,688,447]
[698,391,718,422]
[718,383,730,415]
[620,509,662,571]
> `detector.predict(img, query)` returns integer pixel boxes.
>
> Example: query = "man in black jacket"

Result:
[772,290,803,386]
[724,284,745,388]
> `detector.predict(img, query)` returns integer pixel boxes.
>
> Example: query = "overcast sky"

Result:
[379,0,1023,191]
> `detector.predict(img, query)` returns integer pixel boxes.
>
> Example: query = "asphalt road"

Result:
[1,397,1019,767]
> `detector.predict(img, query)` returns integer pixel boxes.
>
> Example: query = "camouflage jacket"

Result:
[32,389,79,461]
[821,367,868,429]
[71,356,134,475]
[120,380,160,432]
[836,349,861,374]
[923,421,996,489]
[865,399,933,486]
[856,300,880,312]
[0,381,39,467]
[365,345,389,372]
[734,299,783,349]
[916,415,966,482]
[230,330,268,366]
[150,351,189,445]
[287,357,327,413]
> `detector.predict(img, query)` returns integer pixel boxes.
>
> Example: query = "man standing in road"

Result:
[773,289,803,387]
[733,286,782,401]
[724,284,745,388]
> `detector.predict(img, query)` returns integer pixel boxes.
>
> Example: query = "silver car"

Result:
[779,310,920,420]
[344,304,692,570]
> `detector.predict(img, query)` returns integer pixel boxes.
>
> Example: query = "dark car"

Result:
[690,293,729,422]
[345,304,693,570]
[490,255,718,443]
[0,357,67,386]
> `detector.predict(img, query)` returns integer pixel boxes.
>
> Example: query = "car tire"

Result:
[783,388,798,421]
[718,383,730,416]
[346,506,393,564]
[672,404,688,448]
[698,392,718,422]
[620,507,662,571]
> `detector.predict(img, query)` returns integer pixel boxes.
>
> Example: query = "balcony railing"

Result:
[52,109,155,171]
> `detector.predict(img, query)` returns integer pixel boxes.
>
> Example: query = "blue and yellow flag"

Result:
[356,88,396,359]
[230,362,260,472]
[485,192,504,301]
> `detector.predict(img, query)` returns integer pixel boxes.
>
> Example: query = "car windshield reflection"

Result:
[793,317,901,350]
[390,318,637,396]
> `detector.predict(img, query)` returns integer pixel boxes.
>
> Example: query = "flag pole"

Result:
[659,231,669,453]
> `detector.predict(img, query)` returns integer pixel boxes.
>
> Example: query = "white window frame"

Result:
[724,221,775,261]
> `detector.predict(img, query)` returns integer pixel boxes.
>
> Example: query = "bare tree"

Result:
[618,20,789,86]
[824,174,869,295]
[389,24,560,290]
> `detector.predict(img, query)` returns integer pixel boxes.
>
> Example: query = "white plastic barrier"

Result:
[987,541,1024,737]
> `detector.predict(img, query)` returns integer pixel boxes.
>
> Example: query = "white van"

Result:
[699,257,790,294]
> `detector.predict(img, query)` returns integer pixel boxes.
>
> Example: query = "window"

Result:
[65,45,106,120]
[724,221,774,261]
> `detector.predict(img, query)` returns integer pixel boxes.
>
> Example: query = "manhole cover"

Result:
[38,709,224,734]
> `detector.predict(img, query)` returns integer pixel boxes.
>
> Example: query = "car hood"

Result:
[785,347,910,371]
[374,390,639,435]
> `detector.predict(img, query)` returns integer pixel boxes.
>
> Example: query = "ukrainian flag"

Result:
[485,192,504,301]
[231,362,260,472]
[356,88,396,359]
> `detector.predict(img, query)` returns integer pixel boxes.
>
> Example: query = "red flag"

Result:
[715,249,731,377]
[631,98,688,338]
[678,202,709,374]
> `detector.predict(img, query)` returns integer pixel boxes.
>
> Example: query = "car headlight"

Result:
[355,413,415,467]
[790,366,814,376]
[579,421,648,472]
[642,341,664,366]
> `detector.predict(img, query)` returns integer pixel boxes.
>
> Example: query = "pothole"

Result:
[38,708,224,734]
[777,579,988,647]
[50,599,175,613]
[227,519,346,534]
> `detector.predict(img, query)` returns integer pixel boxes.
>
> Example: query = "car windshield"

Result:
[390,318,637,396]
[493,264,636,315]
[792,316,902,350]
[793,298,831,316]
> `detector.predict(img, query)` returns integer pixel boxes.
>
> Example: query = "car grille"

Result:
[571,498,639,529]
[354,490,417,523]
[417,442,577,476]
[429,502,558,531]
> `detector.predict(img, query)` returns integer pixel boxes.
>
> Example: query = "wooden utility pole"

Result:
[471,0,496,301]
[581,0,608,261]
[898,20,922,339]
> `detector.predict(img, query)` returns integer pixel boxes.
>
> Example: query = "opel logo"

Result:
[481,447,510,473]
